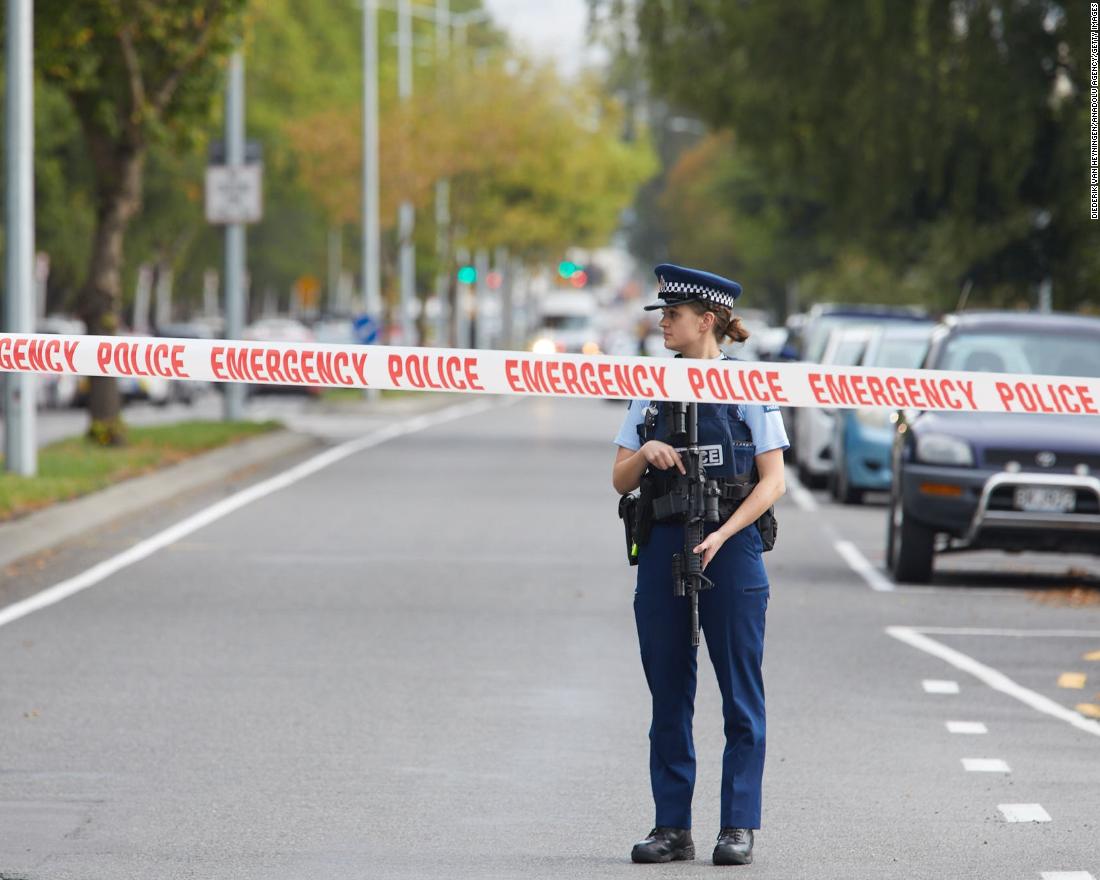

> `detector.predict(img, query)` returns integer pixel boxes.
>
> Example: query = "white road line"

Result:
[785,472,818,512]
[889,626,1100,739]
[923,679,960,694]
[946,721,988,734]
[833,539,895,592]
[961,758,1010,773]
[0,397,510,630]
[915,627,1100,638]
[1040,872,1096,880]
[998,803,1052,823]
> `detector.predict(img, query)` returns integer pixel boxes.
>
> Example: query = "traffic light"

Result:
[457,265,477,284]
[558,260,577,279]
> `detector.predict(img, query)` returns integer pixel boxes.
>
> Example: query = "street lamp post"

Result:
[359,0,490,350]
[4,0,36,475]
[397,0,416,346]
[362,0,382,322]
[222,50,247,422]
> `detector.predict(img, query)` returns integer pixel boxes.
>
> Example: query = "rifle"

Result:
[656,401,721,647]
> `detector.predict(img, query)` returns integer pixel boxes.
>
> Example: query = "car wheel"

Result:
[836,459,864,505]
[887,488,934,584]
[798,457,827,490]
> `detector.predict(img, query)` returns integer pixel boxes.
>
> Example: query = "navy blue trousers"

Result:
[633,521,768,830]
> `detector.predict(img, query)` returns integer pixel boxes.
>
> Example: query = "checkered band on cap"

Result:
[657,276,738,309]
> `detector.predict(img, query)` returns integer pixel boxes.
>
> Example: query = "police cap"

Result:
[643,263,743,311]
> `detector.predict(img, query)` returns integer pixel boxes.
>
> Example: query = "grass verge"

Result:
[0,420,281,522]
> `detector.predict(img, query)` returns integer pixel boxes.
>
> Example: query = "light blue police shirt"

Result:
[613,357,790,455]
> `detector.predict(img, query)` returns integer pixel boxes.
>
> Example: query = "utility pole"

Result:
[362,0,381,323]
[454,245,470,349]
[327,227,342,313]
[496,246,512,350]
[3,0,35,475]
[434,0,451,347]
[397,0,416,345]
[223,50,246,421]
[473,248,489,349]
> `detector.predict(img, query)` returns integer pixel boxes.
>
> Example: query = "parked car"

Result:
[794,326,875,486]
[786,303,931,467]
[793,302,930,364]
[887,312,1100,583]
[828,323,935,504]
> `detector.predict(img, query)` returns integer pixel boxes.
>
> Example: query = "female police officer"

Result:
[611,264,788,866]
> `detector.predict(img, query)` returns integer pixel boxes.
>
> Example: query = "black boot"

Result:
[630,827,695,863]
[713,827,753,865]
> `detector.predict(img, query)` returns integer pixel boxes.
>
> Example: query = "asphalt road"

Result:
[1,396,1098,879]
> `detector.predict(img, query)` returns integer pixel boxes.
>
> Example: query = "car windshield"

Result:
[937,330,1100,378]
[541,315,591,331]
[826,337,867,366]
[869,337,929,369]
[803,314,920,361]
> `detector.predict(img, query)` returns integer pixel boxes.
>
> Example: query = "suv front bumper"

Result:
[900,465,1100,553]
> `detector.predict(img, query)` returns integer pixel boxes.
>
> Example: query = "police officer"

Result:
[611,264,788,866]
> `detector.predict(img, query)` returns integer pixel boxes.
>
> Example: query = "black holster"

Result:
[757,506,778,551]
[618,493,640,566]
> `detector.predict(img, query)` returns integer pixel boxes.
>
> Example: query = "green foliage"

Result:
[29,0,649,334]
[36,0,248,147]
[610,0,1097,311]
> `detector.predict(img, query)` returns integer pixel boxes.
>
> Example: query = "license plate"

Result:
[1013,486,1076,513]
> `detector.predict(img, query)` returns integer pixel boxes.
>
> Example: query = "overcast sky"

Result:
[482,0,601,77]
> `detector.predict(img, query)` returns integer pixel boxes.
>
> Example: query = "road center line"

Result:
[833,539,895,592]
[961,758,1010,772]
[889,626,1100,739]
[999,803,1051,823]
[0,397,511,631]
[946,721,988,734]
[785,472,818,512]
[915,627,1100,638]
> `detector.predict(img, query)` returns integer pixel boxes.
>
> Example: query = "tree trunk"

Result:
[77,142,146,445]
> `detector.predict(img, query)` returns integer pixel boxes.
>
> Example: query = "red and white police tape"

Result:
[1,331,1098,416]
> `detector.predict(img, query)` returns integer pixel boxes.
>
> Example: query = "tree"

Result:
[286,56,655,335]
[599,0,1098,311]
[37,0,247,443]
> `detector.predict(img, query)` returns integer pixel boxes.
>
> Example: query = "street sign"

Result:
[294,275,321,310]
[352,313,379,345]
[205,164,263,225]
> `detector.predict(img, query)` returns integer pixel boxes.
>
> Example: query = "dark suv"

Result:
[887,312,1100,583]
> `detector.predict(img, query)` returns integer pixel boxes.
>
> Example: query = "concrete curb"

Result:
[0,429,320,572]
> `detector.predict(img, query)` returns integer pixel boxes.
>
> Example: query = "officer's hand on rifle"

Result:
[692,531,728,571]
[640,440,686,474]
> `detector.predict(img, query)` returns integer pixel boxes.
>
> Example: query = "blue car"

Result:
[828,324,934,504]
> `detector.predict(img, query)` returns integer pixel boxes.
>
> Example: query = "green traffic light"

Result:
[457,265,477,284]
[558,260,576,279]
